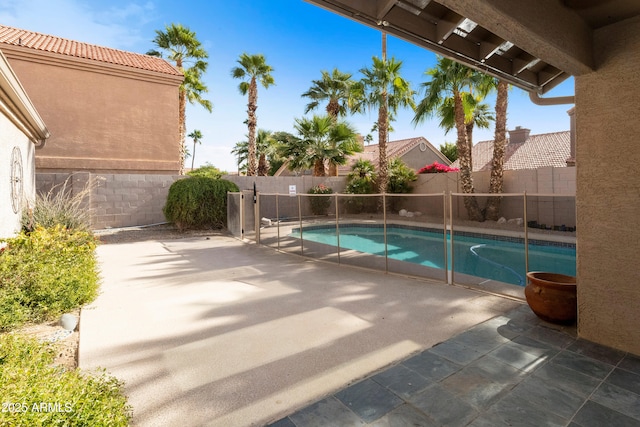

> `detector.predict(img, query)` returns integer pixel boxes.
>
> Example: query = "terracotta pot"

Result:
[525,272,577,324]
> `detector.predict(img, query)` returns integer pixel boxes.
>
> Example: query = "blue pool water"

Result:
[291,224,576,286]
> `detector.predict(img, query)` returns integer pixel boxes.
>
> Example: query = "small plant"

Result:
[388,158,417,194]
[21,174,100,232]
[418,162,459,174]
[163,177,239,230]
[0,225,99,331]
[0,334,132,426]
[344,159,378,213]
[307,184,334,216]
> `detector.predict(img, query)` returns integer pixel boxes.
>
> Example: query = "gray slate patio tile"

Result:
[567,338,626,365]
[606,368,640,395]
[524,324,576,349]
[533,361,601,397]
[619,354,640,376]
[572,400,640,427]
[450,328,511,354]
[370,363,432,400]
[440,367,515,409]
[367,404,438,427]
[551,349,615,380]
[266,417,297,427]
[430,340,484,365]
[407,383,479,427]
[466,355,528,384]
[334,379,403,423]
[591,381,640,421]
[488,342,548,372]
[488,393,568,427]
[510,335,559,358]
[509,375,584,419]
[401,350,462,381]
[288,397,365,427]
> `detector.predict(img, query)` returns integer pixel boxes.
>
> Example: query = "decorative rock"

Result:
[399,209,408,217]
[406,212,414,217]
[60,313,78,331]
[497,217,507,224]
[261,217,272,226]
[507,218,524,226]
[413,211,423,216]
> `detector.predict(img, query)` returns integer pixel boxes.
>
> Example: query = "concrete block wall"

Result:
[226,166,576,226]
[36,173,181,229]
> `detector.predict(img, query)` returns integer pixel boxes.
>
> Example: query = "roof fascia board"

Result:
[0,50,49,143]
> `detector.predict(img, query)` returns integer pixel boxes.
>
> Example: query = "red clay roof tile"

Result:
[0,24,181,76]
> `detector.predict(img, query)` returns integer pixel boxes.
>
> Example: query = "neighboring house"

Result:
[0,24,183,174]
[0,51,49,238]
[339,136,451,175]
[452,127,572,171]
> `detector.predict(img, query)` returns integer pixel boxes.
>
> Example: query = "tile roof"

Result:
[0,24,181,76]
[452,130,571,171]
[339,136,445,174]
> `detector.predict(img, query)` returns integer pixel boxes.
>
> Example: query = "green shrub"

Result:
[0,226,99,331]
[307,184,334,216]
[0,334,131,426]
[187,163,225,179]
[163,177,239,230]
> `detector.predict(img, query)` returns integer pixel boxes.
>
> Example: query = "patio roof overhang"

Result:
[304,0,640,95]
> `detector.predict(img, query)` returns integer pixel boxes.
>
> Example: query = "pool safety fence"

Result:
[227,191,576,299]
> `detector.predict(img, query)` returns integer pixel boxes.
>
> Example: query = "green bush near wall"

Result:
[0,334,131,426]
[163,177,239,230]
[0,225,99,331]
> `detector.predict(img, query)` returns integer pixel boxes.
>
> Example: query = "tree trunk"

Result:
[377,99,389,194]
[257,153,268,176]
[465,122,474,169]
[327,100,339,176]
[178,82,187,176]
[191,141,196,171]
[485,80,509,220]
[454,91,484,221]
[247,77,258,176]
[313,158,326,176]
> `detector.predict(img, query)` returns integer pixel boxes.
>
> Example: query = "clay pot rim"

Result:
[526,271,576,287]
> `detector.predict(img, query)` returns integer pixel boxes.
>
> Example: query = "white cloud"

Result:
[0,0,156,51]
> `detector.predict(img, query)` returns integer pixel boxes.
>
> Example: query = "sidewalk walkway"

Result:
[80,235,520,426]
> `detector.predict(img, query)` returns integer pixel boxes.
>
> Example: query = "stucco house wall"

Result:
[0,51,49,238]
[575,15,640,354]
[0,26,183,174]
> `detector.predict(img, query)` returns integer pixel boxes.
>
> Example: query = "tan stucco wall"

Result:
[575,16,640,355]
[2,48,181,174]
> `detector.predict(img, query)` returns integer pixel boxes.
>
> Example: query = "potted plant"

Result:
[308,184,333,216]
[525,272,577,324]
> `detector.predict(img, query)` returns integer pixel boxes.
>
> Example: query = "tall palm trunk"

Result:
[257,153,268,176]
[191,140,196,170]
[313,158,326,176]
[465,122,474,168]
[455,90,484,221]
[246,77,258,176]
[327,99,339,176]
[377,98,389,193]
[484,80,509,220]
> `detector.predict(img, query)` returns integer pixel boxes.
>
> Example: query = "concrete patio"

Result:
[79,235,640,426]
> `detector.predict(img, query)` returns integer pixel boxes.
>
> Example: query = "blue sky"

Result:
[0,0,575,172]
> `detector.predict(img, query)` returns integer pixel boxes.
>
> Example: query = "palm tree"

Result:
[302,68,357,176]
[356,56,415,193]
[285,115,360,177]
[187,129,203,171]
[148,24,212,175]
[413,56,488,221]
[484,79,510,220]
[231,129,283,176]
[231,53,275,176]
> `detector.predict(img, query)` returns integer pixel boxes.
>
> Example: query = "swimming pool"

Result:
[290,224,576,287]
